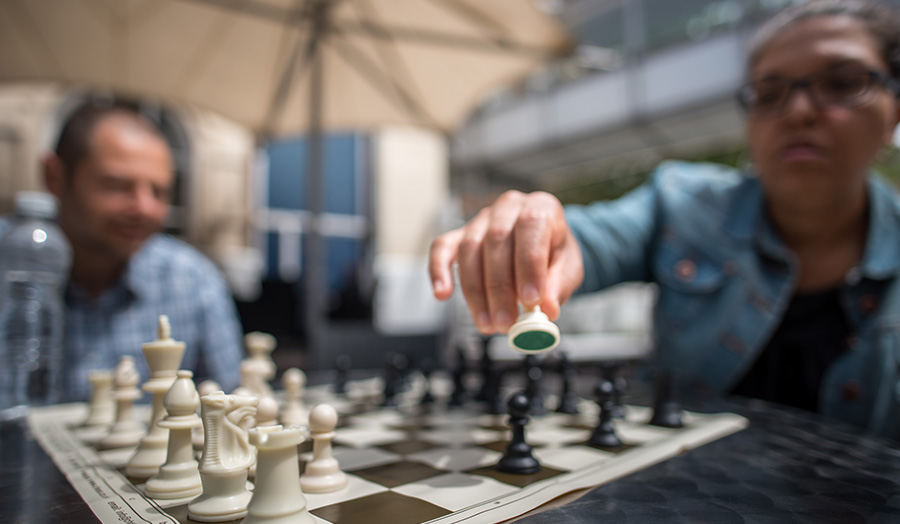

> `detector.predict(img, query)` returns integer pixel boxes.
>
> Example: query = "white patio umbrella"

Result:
[0,0,570,357]
[0,0,568,135]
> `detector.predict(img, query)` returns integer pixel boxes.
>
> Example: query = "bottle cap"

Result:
[14,191,57,220]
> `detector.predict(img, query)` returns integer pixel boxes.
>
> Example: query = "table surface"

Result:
[2,387,899,524]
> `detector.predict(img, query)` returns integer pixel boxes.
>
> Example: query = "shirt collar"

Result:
[121,234,162,299]
[65,234,162,305]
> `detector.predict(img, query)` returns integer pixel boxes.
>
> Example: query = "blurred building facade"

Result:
[452,0,900,205]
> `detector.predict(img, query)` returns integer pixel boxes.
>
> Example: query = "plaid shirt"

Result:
[0,217,244,401]
[61,234,244,401]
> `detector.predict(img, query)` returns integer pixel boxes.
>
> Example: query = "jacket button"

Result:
[858,294,878,314]
[675,259,696,281]
[841,380,861,402]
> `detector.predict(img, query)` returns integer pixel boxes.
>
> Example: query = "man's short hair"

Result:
[54,103,167,174]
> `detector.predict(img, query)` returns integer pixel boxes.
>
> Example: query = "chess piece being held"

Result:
[508,305,560,354]
[188,391,259,522]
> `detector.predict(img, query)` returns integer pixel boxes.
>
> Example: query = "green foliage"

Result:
[551,146,748,205]
[551,143,900,205]
[875,144,900,185]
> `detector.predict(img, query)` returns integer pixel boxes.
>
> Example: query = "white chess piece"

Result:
[299,404,347,493]
[144,370,203,499]
[98,356,145,449]
[187,391,259,522]
[255,395,279,427]
[279,368,308,427]
[82,369,115,427]
[241,331,277,398]
[193,379,224,450]
[244,331,277,380]
[244,425,314,524]
[127,315,186,478]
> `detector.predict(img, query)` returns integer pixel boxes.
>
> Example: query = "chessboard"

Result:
[28,375,747,524]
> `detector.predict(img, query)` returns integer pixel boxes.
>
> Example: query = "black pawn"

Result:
[334,354,351,395]
[588,378,622,448]
[555,351,579,414]
[601,365,626,419]
[475,337,494,402]
[649,370,683,428]
[448,346,468,407]
[419,357,436,405]
[524,355,545,416]
[496,392,541,474]
[381,353,405,407]
[486,366,507,415]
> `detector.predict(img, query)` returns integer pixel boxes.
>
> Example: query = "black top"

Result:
[731,287,851,412]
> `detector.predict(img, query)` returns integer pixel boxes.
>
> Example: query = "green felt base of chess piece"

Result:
[508,306,560,354]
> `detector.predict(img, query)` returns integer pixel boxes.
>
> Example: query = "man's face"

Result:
[57,117,174,263]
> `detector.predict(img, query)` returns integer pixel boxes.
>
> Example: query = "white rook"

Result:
[244,425,314,524]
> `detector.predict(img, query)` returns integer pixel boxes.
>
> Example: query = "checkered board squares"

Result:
[29,381,748,524]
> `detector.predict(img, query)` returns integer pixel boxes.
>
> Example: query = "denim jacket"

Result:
[566,161,900,439]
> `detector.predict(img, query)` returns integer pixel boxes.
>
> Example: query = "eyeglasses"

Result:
[736,69,900,118]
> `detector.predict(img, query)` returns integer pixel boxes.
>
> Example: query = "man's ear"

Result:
[42,153,65,198]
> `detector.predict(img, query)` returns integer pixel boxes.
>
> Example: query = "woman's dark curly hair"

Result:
[748,0,900,89]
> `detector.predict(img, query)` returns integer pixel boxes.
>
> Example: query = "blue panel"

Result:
[323,134,359,215]
[266,133,366,214]
[267,138,306,210]
[326,237,361,290]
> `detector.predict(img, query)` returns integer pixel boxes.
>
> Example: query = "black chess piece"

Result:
[393,352,411,393]
[486,365,507,415]
[554,351,579,414]
[649,370,684,428]
[524,355,545,416]
[419,357,436,405]
[496,391,541,474]
[449,346,468,407]
[381,352,402,407]
[334,354,351,395]
[601,364,626,419]
[588,378,623,448]
[476,336,494,402]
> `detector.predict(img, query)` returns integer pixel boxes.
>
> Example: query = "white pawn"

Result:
[300,404,347,493]
[82,369,115,427]
[244,425,314,524]
[255,395,279,427]
[241,331,277,398]
[144,370,203,499]
[279,368,308,427]
[98,356,145,449]
[244,331,277,381]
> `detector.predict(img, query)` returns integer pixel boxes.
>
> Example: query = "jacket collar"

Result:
[724,173,900,279]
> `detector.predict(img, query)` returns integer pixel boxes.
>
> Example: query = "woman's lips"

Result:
[781,142,824,162]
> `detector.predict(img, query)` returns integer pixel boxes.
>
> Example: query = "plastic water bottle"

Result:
[0,191,72,421]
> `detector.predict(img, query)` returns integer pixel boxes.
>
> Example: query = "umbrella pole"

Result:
[303,12,326,363]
